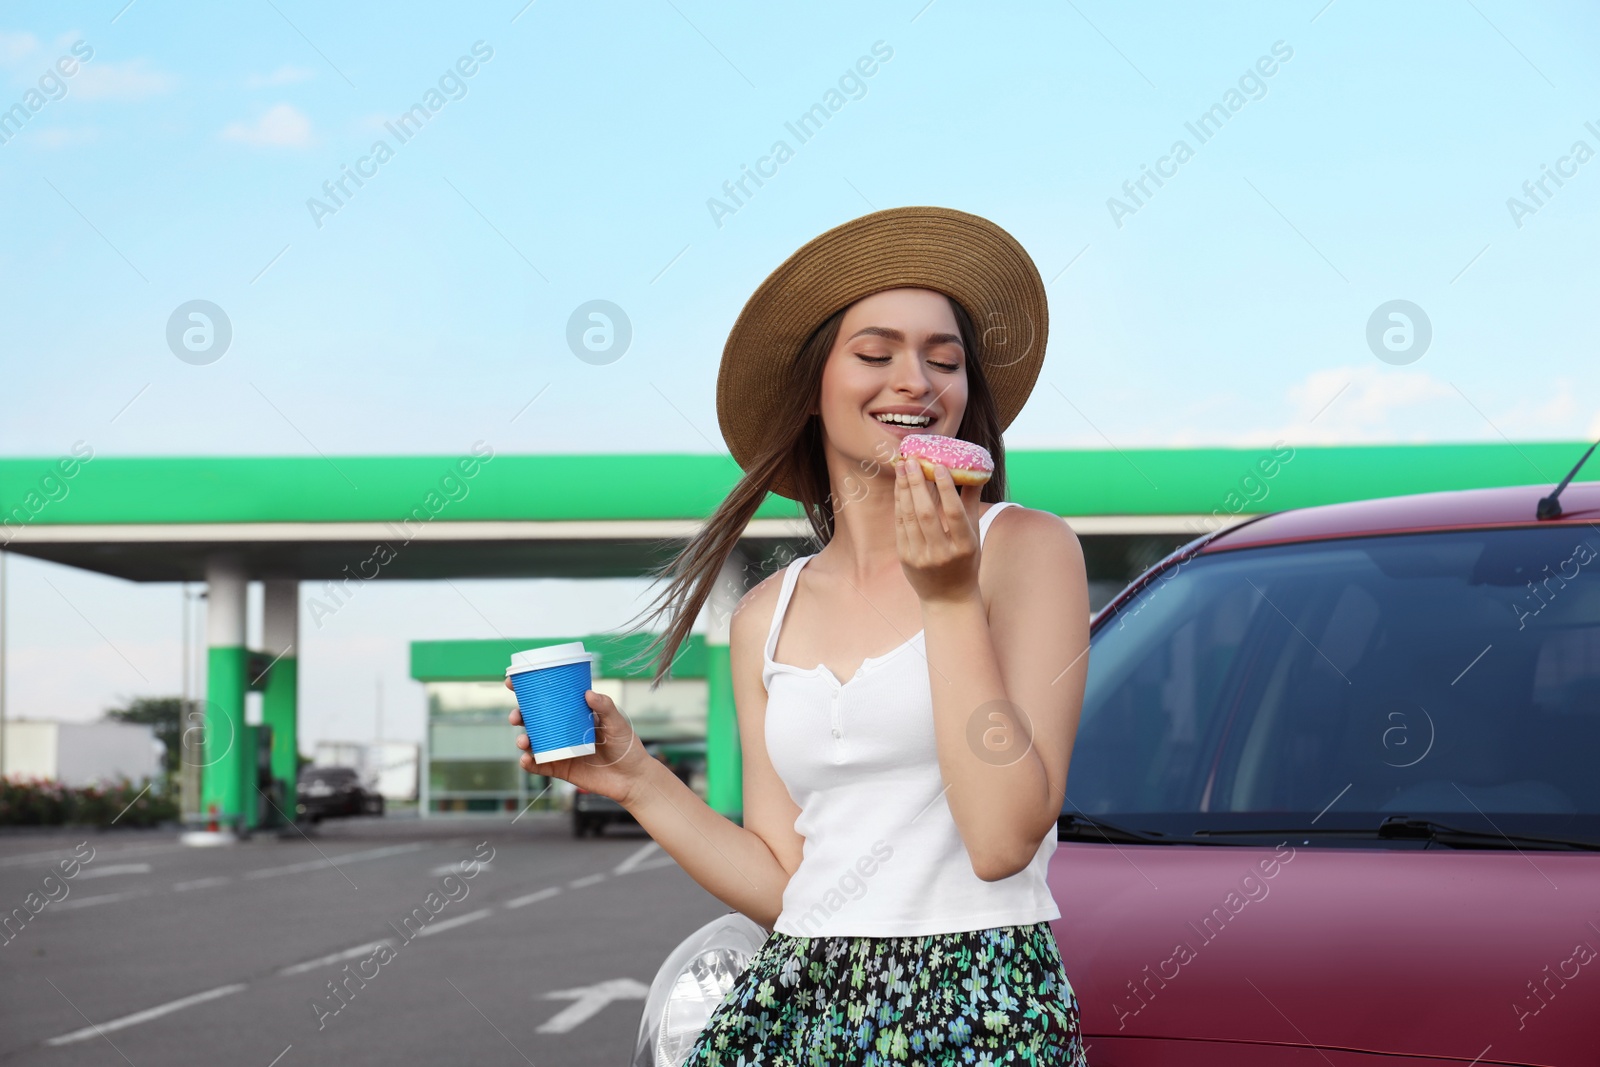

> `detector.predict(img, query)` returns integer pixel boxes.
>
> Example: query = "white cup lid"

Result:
[508,642,592,672]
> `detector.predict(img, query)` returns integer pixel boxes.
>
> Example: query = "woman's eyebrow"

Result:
[846,326,963,347]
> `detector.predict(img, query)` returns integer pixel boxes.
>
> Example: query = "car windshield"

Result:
[1064,525,1600,846]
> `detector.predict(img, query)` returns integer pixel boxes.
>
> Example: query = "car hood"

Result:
[1048,841,1600,1064]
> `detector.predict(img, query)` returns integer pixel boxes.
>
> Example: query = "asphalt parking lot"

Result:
[0,814,731,1067]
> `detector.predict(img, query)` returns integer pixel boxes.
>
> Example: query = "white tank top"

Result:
[762,500,1060,937]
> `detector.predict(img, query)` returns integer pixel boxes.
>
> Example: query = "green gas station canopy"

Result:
[1,443,1587,582]
[410,633,709,681]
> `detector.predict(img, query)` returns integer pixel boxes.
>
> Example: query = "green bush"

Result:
[0,777,178,828]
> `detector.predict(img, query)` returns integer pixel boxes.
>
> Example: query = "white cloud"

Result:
[1286,364,1457,433]
[1120,365,1463,449]
[1233,365,1588,449]
[220,103,315,148]
[246,65,315,88]
[1021,364,1593,451]
[72,58,176,100]
[1490,385,1573,432]
[0,30,38,66]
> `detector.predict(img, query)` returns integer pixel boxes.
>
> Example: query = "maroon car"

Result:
[633,468,1600,1067]
[1051,473,1600,1065]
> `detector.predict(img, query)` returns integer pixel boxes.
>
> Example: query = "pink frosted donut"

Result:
[898,434,993,486]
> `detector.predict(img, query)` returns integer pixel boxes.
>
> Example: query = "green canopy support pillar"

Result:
[200,555,248,832]
[704,553,747,821]
[262,579,299,824]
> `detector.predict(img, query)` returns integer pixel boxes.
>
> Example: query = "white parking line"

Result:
[0,841,182,870]
[173,876,232,892]
[75,863,152,880]
[0,847,83,870]
[429,861,493,877]
[278,941,391,976]
[44,983,247,1046]
[504,886,561,910]
[613,842,661,875]
[568,873,607,889]
[242,842,427,880]
[413,908,492,938]
[54,889,153,911]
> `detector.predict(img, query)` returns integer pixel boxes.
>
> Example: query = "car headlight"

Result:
[631,912,769,1067]
[657,948,747,1064]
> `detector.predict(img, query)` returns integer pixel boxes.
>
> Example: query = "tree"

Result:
[105,696,183,779]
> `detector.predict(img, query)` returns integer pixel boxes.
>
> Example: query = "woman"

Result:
[510,206,1091,1064]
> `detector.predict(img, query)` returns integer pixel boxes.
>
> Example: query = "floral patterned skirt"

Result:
[679,921,1088,1066]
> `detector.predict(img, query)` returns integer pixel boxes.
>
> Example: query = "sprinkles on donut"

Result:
[898,433,994,486]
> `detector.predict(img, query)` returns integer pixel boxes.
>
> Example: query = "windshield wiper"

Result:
[1376,816,1600,851]
[1193,817,1600,851]
[1056,813,1180,845]
[1191,827,1375,837]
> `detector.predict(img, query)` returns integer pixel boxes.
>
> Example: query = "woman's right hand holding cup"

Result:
[505,680,655,808]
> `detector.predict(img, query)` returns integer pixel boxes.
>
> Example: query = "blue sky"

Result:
[1,0,1596,752]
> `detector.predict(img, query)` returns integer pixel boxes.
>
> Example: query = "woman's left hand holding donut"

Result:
[894,455,984,606]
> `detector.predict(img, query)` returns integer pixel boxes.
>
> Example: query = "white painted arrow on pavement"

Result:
[535,978,650,1033]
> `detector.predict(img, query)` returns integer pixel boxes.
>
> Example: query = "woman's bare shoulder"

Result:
[730,568,787,645]
[984,504,1081,569]
[989,502,1075,533]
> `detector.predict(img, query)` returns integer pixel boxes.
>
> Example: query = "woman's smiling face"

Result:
[815,287,969,476]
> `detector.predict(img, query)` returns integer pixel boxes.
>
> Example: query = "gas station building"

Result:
[0,441,1583,831]
[410,633,709,815]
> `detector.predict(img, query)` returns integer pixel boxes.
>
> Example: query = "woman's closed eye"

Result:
[857,353,960,371]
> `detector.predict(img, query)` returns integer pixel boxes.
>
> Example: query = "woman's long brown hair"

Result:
[612,293,1009,688]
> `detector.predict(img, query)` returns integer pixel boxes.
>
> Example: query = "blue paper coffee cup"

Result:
[506,642,598,762]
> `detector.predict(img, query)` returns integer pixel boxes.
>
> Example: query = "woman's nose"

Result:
[890,353,934,397]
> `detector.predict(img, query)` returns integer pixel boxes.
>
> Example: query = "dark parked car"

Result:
[296,766,384,823]
[573,740,706,837]
[635,468,1600,1066]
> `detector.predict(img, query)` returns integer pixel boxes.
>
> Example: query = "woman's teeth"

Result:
[874,413,931,427]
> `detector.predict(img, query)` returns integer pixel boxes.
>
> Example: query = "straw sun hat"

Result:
[715,205,1050,501]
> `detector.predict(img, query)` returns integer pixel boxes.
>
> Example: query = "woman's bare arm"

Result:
[915,498,1090,882]
[623,574,803,930]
